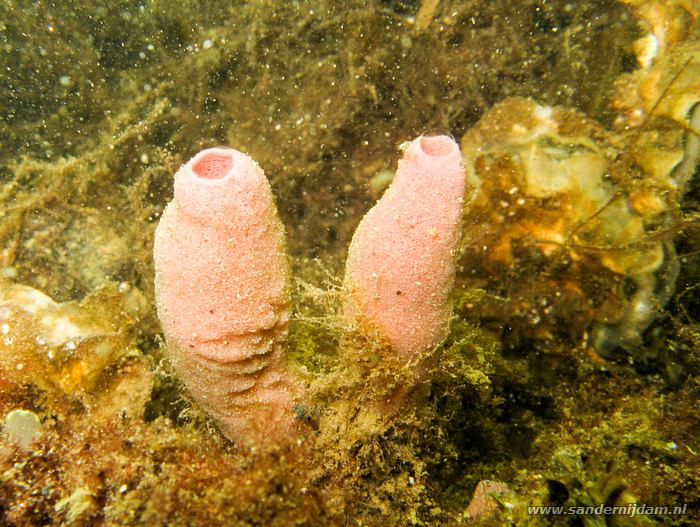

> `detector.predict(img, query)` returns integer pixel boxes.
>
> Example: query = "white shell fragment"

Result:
[3,409,41,450]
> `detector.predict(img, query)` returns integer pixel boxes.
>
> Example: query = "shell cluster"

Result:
[613,1,699,195]
[459,98,676,357]
[457,0,699,359]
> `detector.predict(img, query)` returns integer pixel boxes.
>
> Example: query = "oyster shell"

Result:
[613,0,699,194]
[459,97,680,357]
[0,280,151,410]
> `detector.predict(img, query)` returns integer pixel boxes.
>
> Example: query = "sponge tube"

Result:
[344,136,467,365]
[153,147,300,445]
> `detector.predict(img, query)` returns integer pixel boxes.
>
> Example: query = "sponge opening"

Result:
[419,136,454,157]
[192,152,234,179]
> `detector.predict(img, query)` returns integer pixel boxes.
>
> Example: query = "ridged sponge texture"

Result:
[344,136,467,363]
[153,147,299,445]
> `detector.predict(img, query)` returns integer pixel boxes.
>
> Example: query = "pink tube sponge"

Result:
[153,147,300,445]
[344,136,467,363]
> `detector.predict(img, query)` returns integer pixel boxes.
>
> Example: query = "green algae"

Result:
[0,1,699,526]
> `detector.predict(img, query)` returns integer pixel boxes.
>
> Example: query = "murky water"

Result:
[0,1,698,525]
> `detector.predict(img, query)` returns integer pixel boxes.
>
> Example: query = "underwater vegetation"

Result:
[0,0,699,525]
